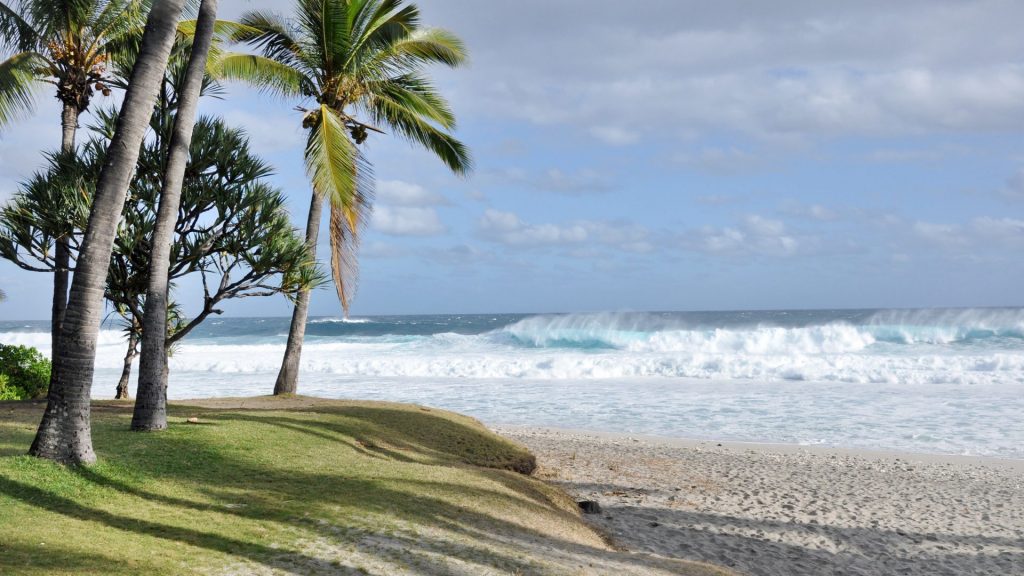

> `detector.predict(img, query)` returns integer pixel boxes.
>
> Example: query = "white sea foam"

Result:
[4,315,1023,386]
[5,308,1024,457]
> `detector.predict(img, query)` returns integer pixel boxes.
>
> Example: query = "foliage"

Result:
[0,0,151,129]
[0,108,324,348]
[0,147,92,273]
[0,343,50,399]
[215,0,473,313]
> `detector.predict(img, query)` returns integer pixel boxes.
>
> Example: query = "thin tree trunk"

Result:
[48,103,78,390]
[133,0,218,432]
[274,191,324,396]
[29,0,187,465]
[115,331,138,400]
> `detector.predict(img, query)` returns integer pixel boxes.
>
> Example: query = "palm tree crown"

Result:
[0,0,147,129]
[216,0,471,311]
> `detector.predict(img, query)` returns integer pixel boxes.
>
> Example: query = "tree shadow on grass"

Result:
[2,401,727,575]
[0,401,43,457]
[205,404,537,473]
[0,541,166,575]
[0,455,558,574]
[0,474,365,575]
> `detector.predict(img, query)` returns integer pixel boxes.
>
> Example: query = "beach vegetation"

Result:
[0,343,50,400]
[214,0,472,396]
[0,110,322,402]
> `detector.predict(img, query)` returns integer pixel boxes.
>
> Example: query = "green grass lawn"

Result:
[0,396,729,575]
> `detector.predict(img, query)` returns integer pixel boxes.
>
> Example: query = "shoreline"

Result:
[496,425,1024,576]
[490,423,1024,472]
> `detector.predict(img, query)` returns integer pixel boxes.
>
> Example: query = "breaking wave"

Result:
[2,308,1022,386]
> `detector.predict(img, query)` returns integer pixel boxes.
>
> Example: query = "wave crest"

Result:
[500,313,875,354]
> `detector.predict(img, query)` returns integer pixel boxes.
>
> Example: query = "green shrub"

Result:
[0,374,17,400]
[0,344,51,400]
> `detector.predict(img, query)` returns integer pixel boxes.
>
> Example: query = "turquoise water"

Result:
[2,307,1022,457]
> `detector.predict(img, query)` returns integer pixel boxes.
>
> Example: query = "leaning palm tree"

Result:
[217,0,471,395]
[132,0,217,431]
[29,0,187,465]
[0,0,147,388]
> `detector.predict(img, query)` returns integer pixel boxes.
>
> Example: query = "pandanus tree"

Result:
[0,0,147,386]
[0,112,321,402]
[29,0,187,464]
[216,0,472,395]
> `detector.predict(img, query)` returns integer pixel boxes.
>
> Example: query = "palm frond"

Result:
[211,52,312,98]
[366,72,455,127]
[328,204,356,313]
[236,9,323,81]
[305,103,358,208]
[373,27,466,72]
[178,17,257,44]
[346,0,419,71]
[366,82,471,174]
[90,0,146,49]
[306,104,375,313]
[0,50,41,129]
[326,147,372,315]
[0,0,40,51]
[321,0,353,69]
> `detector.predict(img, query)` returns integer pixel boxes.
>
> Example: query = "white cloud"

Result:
[685,215,801,257]
[361,241,409,258]
[372,206,446,236]
[909,217,1024,254]
[489,167,615,195]
[477,209,651,252]
[376,180,448,206]
[478,209,587,246]
[429,0,1024,143]
[912,221,968,247]
[590,125,640,146]
[780,200,840,221]
[970,217,1024,247]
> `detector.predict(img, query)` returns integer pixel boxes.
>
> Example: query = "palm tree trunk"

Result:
[48,103,78,391]
[132,0,218,432]
[115,330,138,400]
[29,0,187,465]
[274,191,324,395]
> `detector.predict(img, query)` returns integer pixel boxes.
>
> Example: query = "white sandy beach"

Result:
[496,427,1024,576]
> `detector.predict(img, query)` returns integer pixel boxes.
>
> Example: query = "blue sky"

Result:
[2,0,1024,319]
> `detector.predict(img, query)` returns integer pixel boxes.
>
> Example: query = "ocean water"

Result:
[2,307,1023,458]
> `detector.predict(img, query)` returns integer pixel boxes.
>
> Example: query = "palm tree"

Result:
[132,0,217,431]
[29,0,187,464]
[0,0,147,387]
[217,0,471,395]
